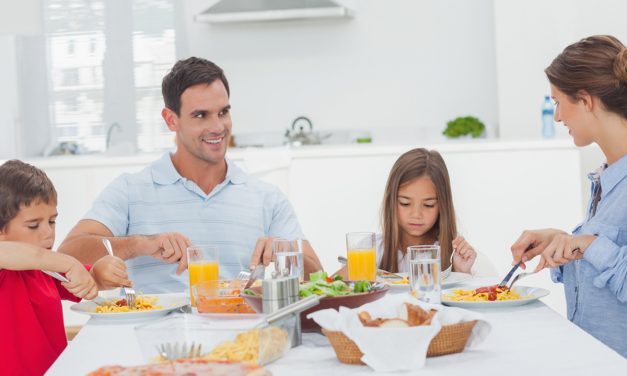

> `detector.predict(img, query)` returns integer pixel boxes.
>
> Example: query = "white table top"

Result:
[48,282,626,375]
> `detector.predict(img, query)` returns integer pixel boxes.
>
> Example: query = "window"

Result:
[45,0,176,153]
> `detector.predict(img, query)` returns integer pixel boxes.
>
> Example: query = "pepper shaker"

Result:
[262,275,302,347]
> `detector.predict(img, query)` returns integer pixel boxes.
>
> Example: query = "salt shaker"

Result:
[262,275,302,347]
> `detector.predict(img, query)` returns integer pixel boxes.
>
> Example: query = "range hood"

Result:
[194,0,353,24]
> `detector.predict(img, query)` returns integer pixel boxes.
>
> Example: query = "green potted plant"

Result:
[442,116,486,138]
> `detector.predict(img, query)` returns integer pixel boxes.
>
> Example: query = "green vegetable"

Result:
[309,271,328,282]
[353,280,371,293]
[333,275,344,281]
[242,289,257,296]
[442,116,486,138]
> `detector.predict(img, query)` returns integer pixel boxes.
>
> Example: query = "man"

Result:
[59,57,322,292]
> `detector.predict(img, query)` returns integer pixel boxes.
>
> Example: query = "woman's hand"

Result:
[91,255,132,290]
[535,234,596,272]
[510,229,567,269]
[452,236,476,274]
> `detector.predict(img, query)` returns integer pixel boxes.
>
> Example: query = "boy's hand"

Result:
[91,255,132,290]
[62,260,98,300]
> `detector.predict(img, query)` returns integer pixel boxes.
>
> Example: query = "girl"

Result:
[378,148,476,273]
[510,35,627,358]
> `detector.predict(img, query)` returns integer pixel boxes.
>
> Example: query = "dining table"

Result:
[47,278,626,375]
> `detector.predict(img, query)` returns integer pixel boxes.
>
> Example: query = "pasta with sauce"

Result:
[443,285,525,302]
[95,296,162,313]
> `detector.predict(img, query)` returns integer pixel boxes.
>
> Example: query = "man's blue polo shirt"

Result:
[84,153,304,293]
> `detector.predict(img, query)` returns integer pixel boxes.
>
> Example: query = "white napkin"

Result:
[308,294,491,372]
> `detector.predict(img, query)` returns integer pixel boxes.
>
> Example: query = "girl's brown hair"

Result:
[380,148,456,272]
[545,35,627,119]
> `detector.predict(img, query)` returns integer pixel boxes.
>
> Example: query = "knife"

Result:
[498,262,521,288]
[244,265,265,290]
[42,270,111,306]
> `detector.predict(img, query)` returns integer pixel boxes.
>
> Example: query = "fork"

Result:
[228,270,251,289]
[508,271,534,290]
[441,248,457,279]
[156,341,203,361]
[101,238,136,309]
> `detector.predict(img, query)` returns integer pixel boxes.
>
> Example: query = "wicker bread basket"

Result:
[322,320,477,365]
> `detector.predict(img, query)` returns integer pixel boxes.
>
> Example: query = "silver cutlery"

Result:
[156,341,203,361]
[42,270,111,306]
[508,271,534,290]
[498,261,522,288]
[244,264,265,290]
[101,238,137,308]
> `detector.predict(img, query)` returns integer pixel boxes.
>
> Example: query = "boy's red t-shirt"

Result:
[0,269,82,376]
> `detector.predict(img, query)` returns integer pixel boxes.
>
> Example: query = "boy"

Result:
[0,160,132,375]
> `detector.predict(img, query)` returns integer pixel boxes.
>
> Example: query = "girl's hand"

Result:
[91,255,132,290]
[535,234,596,272]
[62,260,98,300]
[451,236,476,274]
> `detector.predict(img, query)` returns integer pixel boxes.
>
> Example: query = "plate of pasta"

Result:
[71,293,189,320]
[441,285,550,308]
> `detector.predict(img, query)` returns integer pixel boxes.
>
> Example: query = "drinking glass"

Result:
[408,245,441,303]
[187,245,219,306]
[346,232,376,282]
[272,238,304,282]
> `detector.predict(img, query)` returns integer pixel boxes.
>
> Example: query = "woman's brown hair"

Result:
[545,35,627,119]
[380,148,457,272]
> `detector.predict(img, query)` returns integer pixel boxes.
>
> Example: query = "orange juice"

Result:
[347,248,376,281]
[188,261,219,306]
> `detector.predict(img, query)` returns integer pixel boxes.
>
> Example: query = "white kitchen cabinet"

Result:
[23,139,585,318]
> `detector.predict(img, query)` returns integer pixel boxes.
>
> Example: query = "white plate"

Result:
[379,272,472,291]
[441,285,550,308]
[70,293,189,321]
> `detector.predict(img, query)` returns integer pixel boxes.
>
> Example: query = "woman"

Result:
[510,35,627,357]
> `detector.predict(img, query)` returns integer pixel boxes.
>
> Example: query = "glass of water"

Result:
[408,245,441,304]
[273,238,304,282]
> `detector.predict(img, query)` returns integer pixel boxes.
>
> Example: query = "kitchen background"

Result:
[1,0,625,157]
[0,0,625,322]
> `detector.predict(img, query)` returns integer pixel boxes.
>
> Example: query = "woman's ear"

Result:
[576,90,594,112]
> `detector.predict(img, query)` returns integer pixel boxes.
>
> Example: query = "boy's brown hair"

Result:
[0,160,57,230]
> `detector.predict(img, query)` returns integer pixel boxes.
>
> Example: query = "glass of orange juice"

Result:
[346,232,376,282]
[187,245,219,306]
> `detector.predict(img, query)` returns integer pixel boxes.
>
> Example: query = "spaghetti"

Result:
[205,327,289,365]
[443,285,524,302]
[95,296,162,313]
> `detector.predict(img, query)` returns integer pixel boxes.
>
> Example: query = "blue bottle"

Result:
[542,95,555,138]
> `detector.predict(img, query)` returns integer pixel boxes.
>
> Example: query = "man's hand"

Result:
[535,234,596,272]
[510,229,567,269]
[137,232,192,275]
[62,260,98,300]
[451,236,476,274]
[91,255,132,290]
[249,236,274,270]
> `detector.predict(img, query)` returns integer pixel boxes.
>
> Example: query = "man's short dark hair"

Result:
[162,57,230,116]
[0,160,57,230]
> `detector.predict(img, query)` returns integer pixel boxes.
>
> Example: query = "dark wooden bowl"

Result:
[242,284,390,332]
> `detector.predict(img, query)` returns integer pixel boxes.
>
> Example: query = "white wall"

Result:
[181,0,499,139]
[0,36,19,159]
[494,0,627,140]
